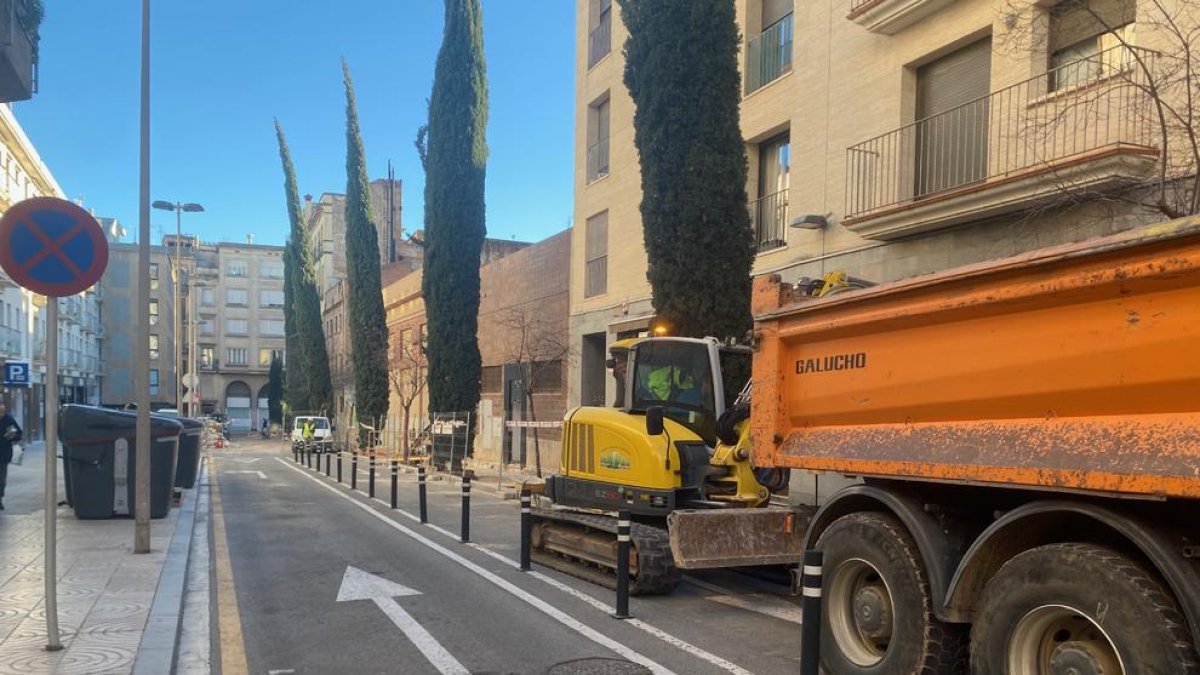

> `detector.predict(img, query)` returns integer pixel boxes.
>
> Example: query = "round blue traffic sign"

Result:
[0,197,109,297]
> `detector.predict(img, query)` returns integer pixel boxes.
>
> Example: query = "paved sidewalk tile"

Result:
[0,443,181,675]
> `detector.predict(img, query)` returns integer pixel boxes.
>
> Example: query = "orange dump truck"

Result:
[741,218,1200,673]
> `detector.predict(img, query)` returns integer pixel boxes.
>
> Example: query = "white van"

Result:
[291,416,333,451]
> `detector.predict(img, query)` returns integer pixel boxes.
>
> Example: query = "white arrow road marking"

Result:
[336,566,468,675]
[224,470,268,480]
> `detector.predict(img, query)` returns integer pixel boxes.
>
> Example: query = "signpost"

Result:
[0,196,109,652]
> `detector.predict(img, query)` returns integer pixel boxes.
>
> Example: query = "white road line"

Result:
[275,458,677,675]
[684,575,802,624]
[288,458,758,675]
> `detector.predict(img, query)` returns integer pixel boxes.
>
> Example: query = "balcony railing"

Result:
[587,11,611,68]
[846,46,1157,221]
[745,14,793,95]
[587,139,610,183]
[750,189,789,252]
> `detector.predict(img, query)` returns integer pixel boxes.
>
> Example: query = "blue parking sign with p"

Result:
[4,362,29,388]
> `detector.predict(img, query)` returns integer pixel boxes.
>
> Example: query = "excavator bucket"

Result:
[666,507,812,569]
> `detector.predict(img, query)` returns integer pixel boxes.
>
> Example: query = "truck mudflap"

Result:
[666,506,814,569]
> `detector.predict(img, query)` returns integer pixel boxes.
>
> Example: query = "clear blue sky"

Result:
[15,2,576,247]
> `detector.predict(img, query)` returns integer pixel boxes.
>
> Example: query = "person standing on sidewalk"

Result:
[0,404,22,510]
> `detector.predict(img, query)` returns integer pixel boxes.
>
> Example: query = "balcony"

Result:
[750,189,789,252]
[844,47,1159,240]
[0,0,36,102]
[744,13,793,95]
[587,11,611,68]
[848,0,956,35]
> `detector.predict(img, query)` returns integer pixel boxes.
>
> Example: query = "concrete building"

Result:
[101,242,178,410]
[195,240,286,432]
[303,178,411,296]
[0,105,105,438]
[570,0,1187,407]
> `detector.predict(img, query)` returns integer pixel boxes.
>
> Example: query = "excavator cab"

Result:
[627,338,723,445]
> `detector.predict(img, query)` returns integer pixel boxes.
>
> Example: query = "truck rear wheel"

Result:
[816,512,967,674]
[971,542,1198,674]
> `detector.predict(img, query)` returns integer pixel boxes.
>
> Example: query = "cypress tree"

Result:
[421,0,488,423]
[619,0,754,340]
[267,354,284,424]
[275,119,334,415]
[281,238,307,412]
[342,62,390,433]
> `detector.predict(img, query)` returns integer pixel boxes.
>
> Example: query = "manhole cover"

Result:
[545,658,652,674]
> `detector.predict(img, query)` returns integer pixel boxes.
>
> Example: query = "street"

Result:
[210,441,803,675]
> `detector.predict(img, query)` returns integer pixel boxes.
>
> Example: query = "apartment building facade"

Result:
[101,242,178,410]
[0,105,105,437]
[571,0,1184,406]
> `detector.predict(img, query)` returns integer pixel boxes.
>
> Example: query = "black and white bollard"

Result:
[336,452,343,483]
[351,453,358,490]
[305,445,311,469]
[418,465,428,524]
[390,461,398,509]
[613,509,631,619]
[324,451,331,477]
[460,475,471,543]
[293,445,299,463]
[800,550,824,675]
[369,455,376,498]
[520,488,532,571]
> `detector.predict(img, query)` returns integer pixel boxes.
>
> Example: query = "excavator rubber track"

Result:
[530,508,681,595]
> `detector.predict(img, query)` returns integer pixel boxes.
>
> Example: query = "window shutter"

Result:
[1051,0,1135,52]
[916,38,992,119]
[762,0,792,29]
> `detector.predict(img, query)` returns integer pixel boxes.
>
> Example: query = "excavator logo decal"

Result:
[600,449,631,470]
[795,352,868,374]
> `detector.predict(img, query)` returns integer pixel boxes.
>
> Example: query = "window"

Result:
[227,348,248,366]
[260,263,284,279]
[199,317,215,336]
[1050,1,1135,91]
[587,93,610,182]
[259,290,284,308]
[149,299,159,326]
[258,348,283,367]
[149,335,159,360]
[227,289,248,306]
[150,369,159,396]
[753,133,790,251]
[481,366,502,393]
[200,346,215,368]
[259,319,284,336]
[226,260,248,277]
[201,288,215,306]
[226,319,248,335]
[585,211,608,297]
[149,263,159,291]
[588,0,612,68]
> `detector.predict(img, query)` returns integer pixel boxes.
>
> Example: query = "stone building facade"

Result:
[570,0,1186,409]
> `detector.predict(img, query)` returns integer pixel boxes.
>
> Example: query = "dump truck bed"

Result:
[751,217,1200,499]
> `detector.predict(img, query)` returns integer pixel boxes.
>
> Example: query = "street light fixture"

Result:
[153,200,204,417]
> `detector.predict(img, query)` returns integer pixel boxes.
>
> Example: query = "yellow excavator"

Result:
[531,335,790,593]
[530,273,872,593]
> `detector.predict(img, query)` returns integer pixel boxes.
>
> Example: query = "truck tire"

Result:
[970,542,1198,675]
[816,512,967,674]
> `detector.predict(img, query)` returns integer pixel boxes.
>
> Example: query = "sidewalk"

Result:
[0,442,204,674]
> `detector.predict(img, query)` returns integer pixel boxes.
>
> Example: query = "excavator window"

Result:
[630,341,718,444]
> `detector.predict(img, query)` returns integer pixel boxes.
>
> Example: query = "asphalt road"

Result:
[212,441,803,675]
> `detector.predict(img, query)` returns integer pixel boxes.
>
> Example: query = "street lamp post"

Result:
[152,201,202,417]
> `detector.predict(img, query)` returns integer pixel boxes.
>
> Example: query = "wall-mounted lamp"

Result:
[790,214,830,230]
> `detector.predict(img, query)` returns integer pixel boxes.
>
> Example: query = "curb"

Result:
[131,468,203,675]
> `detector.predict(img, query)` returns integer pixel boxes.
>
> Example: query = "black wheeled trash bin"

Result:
[59,405,183,520]
[172,417,204,489]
